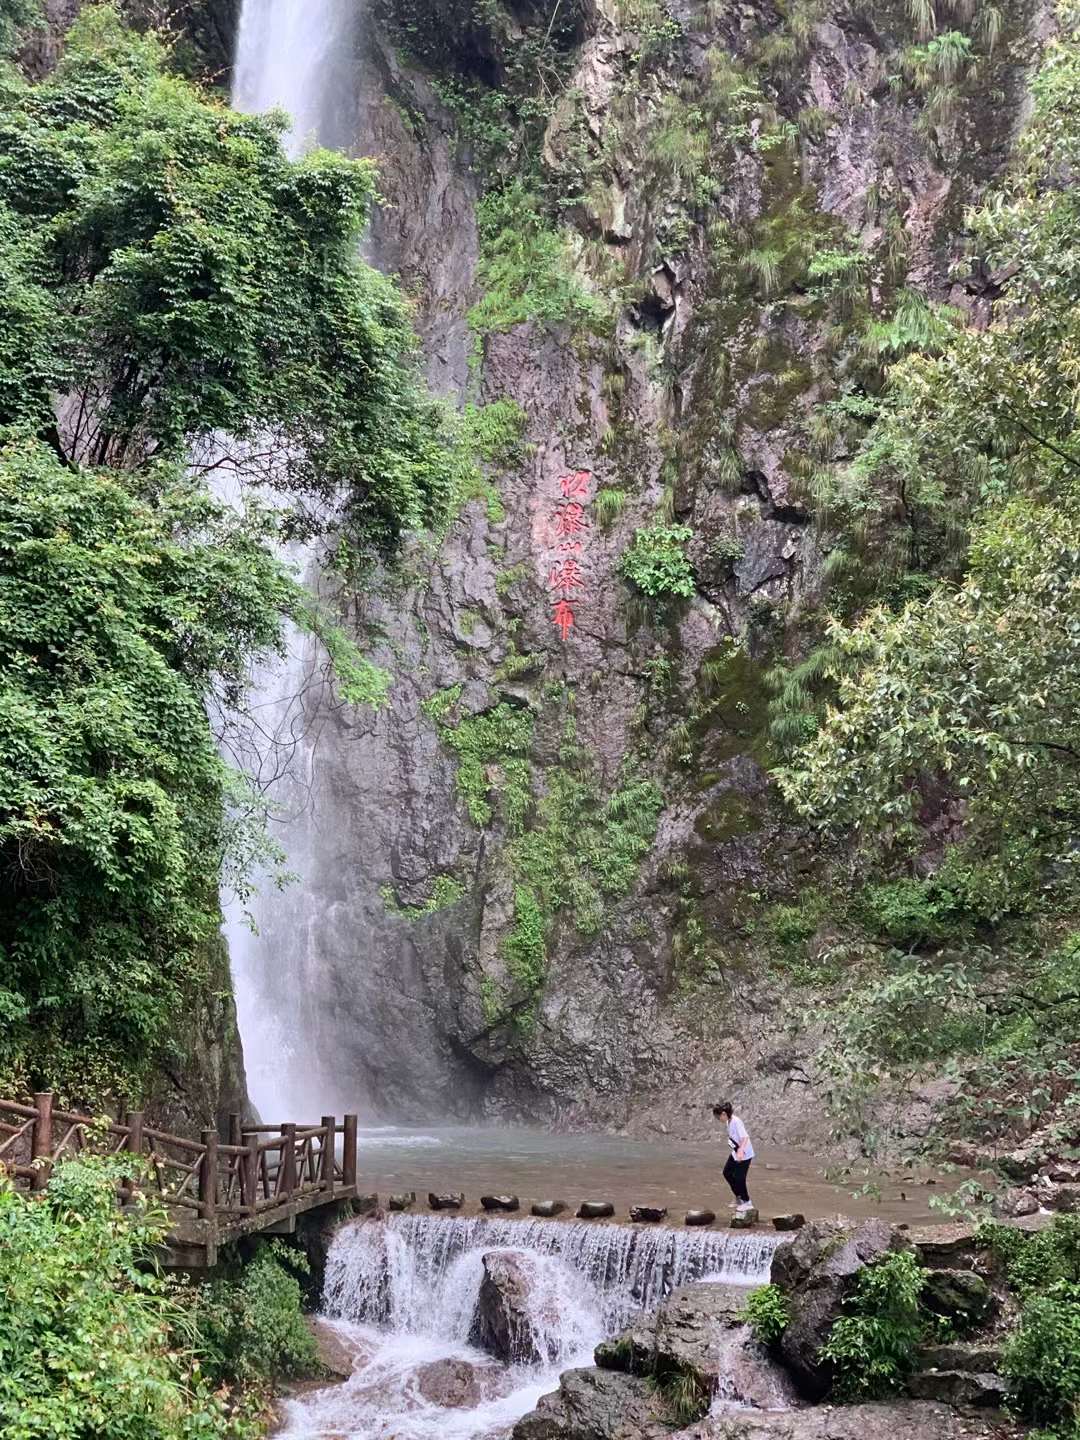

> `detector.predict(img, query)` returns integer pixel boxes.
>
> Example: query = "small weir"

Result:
[325,1212,780,1336]
[275,1215,781,1437]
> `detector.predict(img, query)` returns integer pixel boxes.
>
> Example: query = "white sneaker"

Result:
[736,1201,754,1213]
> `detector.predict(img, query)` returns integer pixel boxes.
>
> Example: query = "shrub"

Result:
[619,524,696,599]
[744,1283,790,1344]
[0,1156,251,1438]
[822,1250,927,1398]
[1003,1281,1080,1433]
[193,1243,319,1388]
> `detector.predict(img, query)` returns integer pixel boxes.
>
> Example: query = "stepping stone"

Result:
[772,1212,805,1231]
[481,1194,520,1213]
[577,1200,615,1219]
[684,1208,716,1226]
[731,1207,759,1228]
[388,1191,415,1211]
[531,1199,567,1217]
[428,1191,464,1211]
[629,1204,667,1223]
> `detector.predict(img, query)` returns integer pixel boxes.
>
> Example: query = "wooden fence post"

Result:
[228,1113,242,1148]
[31,1092,53,1192]
[199,1128,218,1221]
[125,1110,144,1158]
[320,1115,335,1194]
[121,1110,144,1203]
[343,1114,358,1189]
[241,1134,258,1214]
[281,1123,296,1197]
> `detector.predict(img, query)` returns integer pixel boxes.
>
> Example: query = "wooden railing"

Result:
[0,1093,358,1224]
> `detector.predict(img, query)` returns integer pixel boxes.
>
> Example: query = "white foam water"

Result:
[273,1215,781,1438]
[325,1213,780,1336]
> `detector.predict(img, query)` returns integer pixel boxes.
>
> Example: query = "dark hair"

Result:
[712,1101,733,1118]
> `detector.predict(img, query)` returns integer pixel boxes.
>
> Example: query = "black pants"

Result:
[723,1154,752,1203]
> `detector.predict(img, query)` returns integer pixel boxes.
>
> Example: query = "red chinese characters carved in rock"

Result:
[547,472,592,639]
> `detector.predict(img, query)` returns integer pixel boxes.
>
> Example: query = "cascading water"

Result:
[275,1215,782,1438]
[222,0,362,1121]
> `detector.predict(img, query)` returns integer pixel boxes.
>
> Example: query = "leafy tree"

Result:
[0,8,455,1096]
[0,5,453,552]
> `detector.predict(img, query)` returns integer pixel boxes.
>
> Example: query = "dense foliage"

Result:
[0,1157,320,1438]
[770,2,1080,1152]
[820,1250,928,1399]
[979,1217,1080,1436]
[0,6,454,1098]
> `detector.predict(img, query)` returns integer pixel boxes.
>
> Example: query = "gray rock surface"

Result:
[907,1369,1008,1408]
[920,1269,995,1331]
[512,1367,673,1440]
[415,1356,502,1407]
[674,1401,1023,1438]
[771,1219,911,1400]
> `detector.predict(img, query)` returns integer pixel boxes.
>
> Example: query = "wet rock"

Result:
[994,1187,1039,1218]
[353,1193,380,1215]
[428,1191,464,1211]
[1048,1162,1080,1183]
[481,1194,520,1212]
[594,1327,654,1375]
[684,1209,715,1226]
[998,1145,1044,1184]
[731,1207,759,1228]
[919,1341,1004,1373]
[512,1366,671,1440]
[577,1200,615,1219]
[911,1222,977,1268]
[531,1199,567,1218]
[629,1204,667,1223]
[772,1214,805,1232]
[672,1399,1017,1438]
[601,1283,798,1415]
[907,1368,1008,1407]
[415,1356,500,1407]
[471,1250,549,1365]
[921,1269,995,1331]
[306,1317,368,1380]
[771,1218,912,1400]
[1047,1182,1080,1212]
[388,1192,415,1211]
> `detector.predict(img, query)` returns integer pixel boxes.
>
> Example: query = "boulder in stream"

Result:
[388,1192,415,1211]
[471,1250,552,1365]
[771,1217,913,1400]
[772,1214,805,1232]
[672,1400,1023,1439]
[482,1194,521,1212]
[415,1356,503,1408]
[512,1367,671,1440]
[684,1209,715,1226]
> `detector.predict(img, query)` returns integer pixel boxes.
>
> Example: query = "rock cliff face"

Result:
[249,0,1047,1143]
[30,0,1049,1139]
[240,0,1049,1141]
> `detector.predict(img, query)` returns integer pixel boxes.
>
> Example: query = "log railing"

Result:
[0,1093,358,1224]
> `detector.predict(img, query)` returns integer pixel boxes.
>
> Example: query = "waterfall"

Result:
[233,0,361,158]
[323,1214,781,1340]
[222,0,362,1121]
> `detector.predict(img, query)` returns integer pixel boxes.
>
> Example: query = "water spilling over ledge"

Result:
[324,1212,780,1338]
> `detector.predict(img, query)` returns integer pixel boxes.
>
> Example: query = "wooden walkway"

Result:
[0,1093,358,1267]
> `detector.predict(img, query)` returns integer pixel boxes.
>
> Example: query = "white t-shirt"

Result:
[728,1116,754,1160]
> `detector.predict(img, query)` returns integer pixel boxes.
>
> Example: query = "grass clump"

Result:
[441,702,535,829]
[468,181,609,339]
